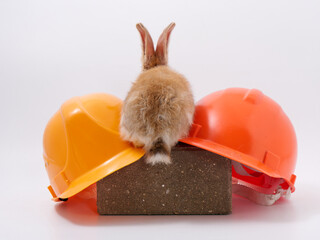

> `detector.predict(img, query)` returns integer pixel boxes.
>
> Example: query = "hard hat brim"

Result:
[180,137,295,192]
[48,147,145,201]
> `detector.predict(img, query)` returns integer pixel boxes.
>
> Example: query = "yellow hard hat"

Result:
[43,93,145,201]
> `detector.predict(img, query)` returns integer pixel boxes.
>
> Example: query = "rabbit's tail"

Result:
[145,137,171,165]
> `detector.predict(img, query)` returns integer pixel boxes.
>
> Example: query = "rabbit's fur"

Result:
[120,23,194,165]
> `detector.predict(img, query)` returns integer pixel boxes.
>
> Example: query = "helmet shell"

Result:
[43,93,144,201]
[181,88,297,191]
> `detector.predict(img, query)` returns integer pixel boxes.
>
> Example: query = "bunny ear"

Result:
[155,22,176,66]
[136,23,156,70]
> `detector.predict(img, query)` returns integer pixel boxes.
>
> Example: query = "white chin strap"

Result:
[232,162,291,206]
[232,178,291,206]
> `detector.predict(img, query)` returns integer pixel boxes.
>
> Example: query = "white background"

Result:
[0,0,319,239]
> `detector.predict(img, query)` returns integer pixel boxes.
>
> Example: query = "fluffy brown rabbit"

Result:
[120,23,195,165]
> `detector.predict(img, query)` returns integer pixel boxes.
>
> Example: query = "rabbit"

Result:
[120,22,195,165]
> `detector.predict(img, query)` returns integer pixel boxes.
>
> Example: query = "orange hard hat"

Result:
[180,88,297,205]
[43,93,144,201]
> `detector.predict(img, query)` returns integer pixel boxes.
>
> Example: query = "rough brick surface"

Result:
[97,143,232,215]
